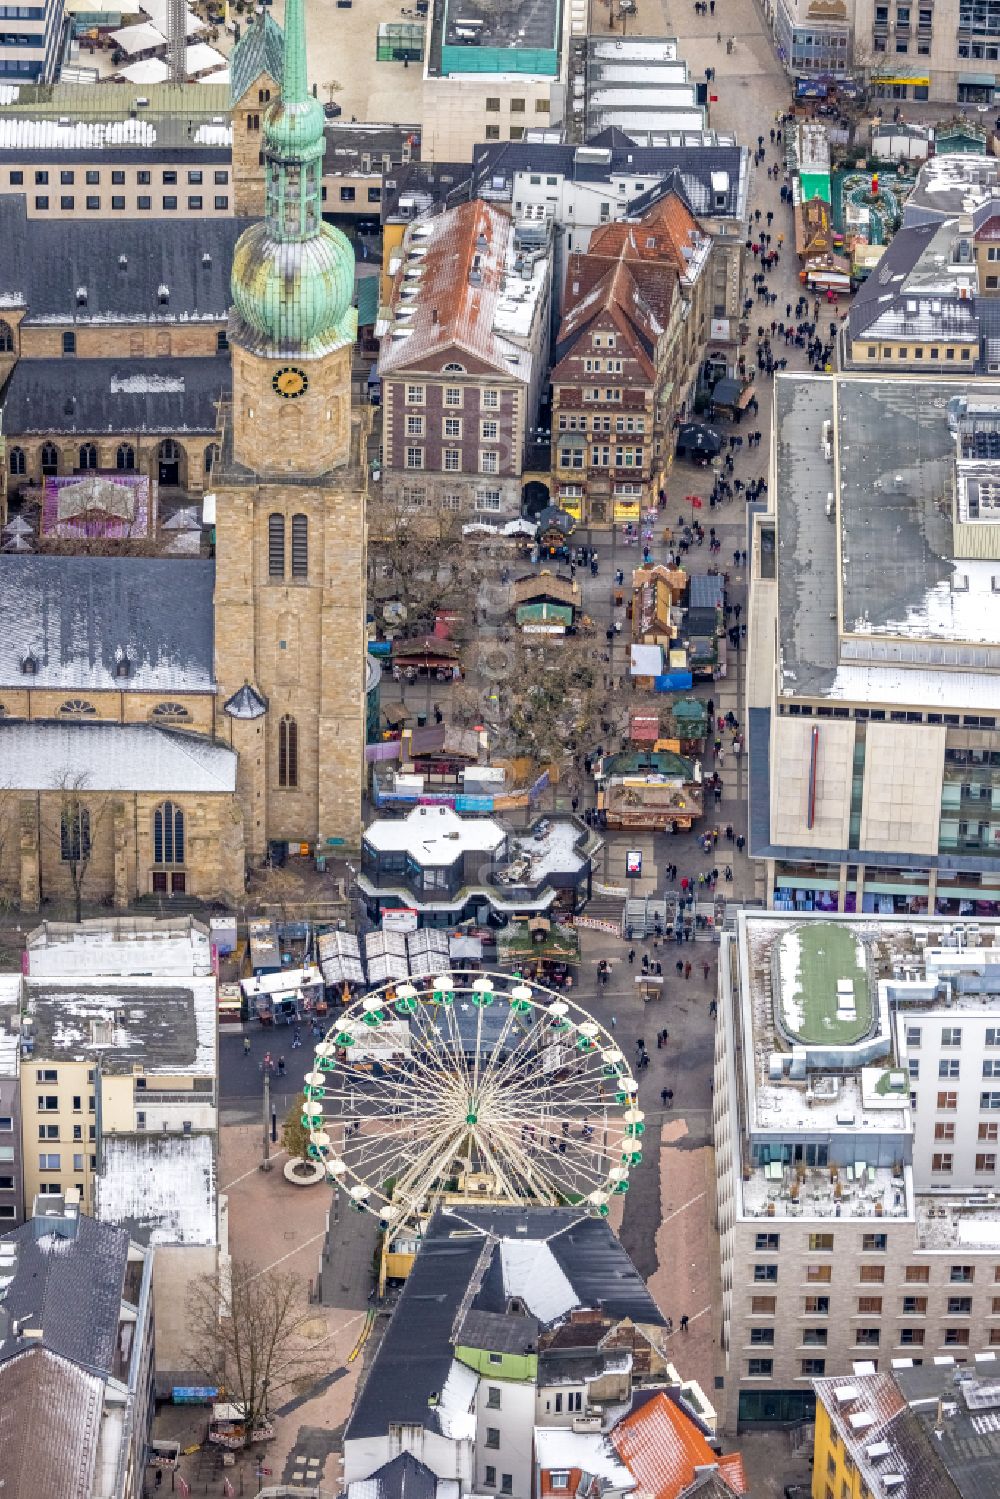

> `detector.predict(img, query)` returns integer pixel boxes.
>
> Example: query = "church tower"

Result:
[213,0,366,861]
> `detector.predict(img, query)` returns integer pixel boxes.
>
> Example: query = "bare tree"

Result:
[186,1260,326,1445]
[49,772,107,923]
[367,486,474,636]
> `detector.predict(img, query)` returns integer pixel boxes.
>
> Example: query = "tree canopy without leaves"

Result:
[186,1260,326,1444]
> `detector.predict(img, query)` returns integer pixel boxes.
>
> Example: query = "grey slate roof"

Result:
[0,1215,129,1377]
[351,1453,441,1499]
[345,1205,663,1443]
[0,1347,105,1499]
[0,195,251,323]
[229,10,284,105]
[2,357,228,435]
[0,720,237,792]
[224,682,268,719]
[0,554,215,692]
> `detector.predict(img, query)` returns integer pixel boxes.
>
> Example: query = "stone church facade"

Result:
[0,0,367,909]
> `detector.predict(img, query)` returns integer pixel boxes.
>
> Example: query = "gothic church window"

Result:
[268,513,285,577]
[278,715,298,788]
[153,801,185,865]
[291,513,308,578]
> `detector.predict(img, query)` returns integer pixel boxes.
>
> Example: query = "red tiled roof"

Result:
[379,201,529,378]
[610,1392,748,1499]
[589,192,702,276]
[552,260,658,381]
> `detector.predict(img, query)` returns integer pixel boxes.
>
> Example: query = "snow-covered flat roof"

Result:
[26,973,217,1075]
[364,805,506,866]
[97,1131,216,1246]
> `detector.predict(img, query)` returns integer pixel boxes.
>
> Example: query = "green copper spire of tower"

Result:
[230,0,356,355]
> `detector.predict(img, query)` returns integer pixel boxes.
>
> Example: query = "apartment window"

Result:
[986,1061,1000,1078]
[747,1359,773,1376]
[755,1233,780,1251]
[34,196,48,210]
[72,1125,81,1142]
[855,1329,880,1347]
[0,1117,11,1132]
[481,420,499,440]
[899,1328,924,1346]
[486,1386,501,1409]
[9,171,21,184]
[36,1069,57,1083]
[485,1428,500,1449]
[951,1266,975,1284]
[754,1264,778,1282]
[138,196,151,210]
[86,195,100,210]
[939,1059,960,1079]
[750,1327,775,1345]
[443,417,462,438]
[34,169,48,184]
[406,384,425,404]
[163,196,177,210]
[444,387,462,407]
[858,1297,883,1314]
[73,1153,84,1172]
[485,1469,496,1488]
[932,1153,954,1173]
[903,1295,927,1314]
[487,1353,502,1365]
[38,1125,58,1140]
[188,169,203,185]
[476,489,501,512]
[803,1328,828,1345]
[38,1153,60,1171]
[906,1025,922,1047]
[112,196,125,210]
[934,1122,956,1142]
[510,97,525,112]
[983,1093,1000,1110]
[188,196,203,210]
[948,1297,972,1315]
[112,171,124,185]
[60,196,74,210]
[982,1123,1000,1141]
[405,448,425,470]
[486,97,501,111]
[751,1296,776,1314]
[987,1030,1000,1048]
[480,451,499,474]
[444,449,461,471]
[862,1234,887,1252]
[805,1297,830,1314]
[977,1153,998,1173]
[548,1475,570,1491]
[406,415,424,436]
[482,389,499,409]
[942,1027,962,1047]
[501,1478,512,1496]
[801,1359,826,1376]
[938,1092,959,1110]
[37,1096,58,1112]
[163,170,177,184]
[72,1095,81,1113]
[859,1265,885,1284]
[945,1328,970,1346]
[215,171,229,185]
[485,125,500,140]
[215,195,229,209]
[806,1265,832,1283]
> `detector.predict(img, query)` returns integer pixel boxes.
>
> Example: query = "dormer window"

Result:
[76,287,87,307]
[118,254,128,269]
[20,653,36,675]
[115,658,131,679]
[157,284,169,305]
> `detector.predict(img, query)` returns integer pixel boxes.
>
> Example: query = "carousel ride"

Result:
[299,970,643,1235]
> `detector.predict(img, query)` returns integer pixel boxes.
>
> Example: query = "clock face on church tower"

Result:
[272,366,309,399]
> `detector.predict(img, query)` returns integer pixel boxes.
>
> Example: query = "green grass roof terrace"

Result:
[776,922,872,1046]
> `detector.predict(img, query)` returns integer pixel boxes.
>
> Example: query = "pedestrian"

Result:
[661,1087,669,1105]
[676,959,684,976]
[680,1313,690,1332]
[611,1014,617,1029]
[703,961,711,980]
[684,960,692,981]
[628,948,635,965]
[709,998,718,1017]
[277,1055,286,1076]
[657,1032,663,1049]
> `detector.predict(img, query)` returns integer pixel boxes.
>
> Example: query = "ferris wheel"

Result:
[300,970,644,1233]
